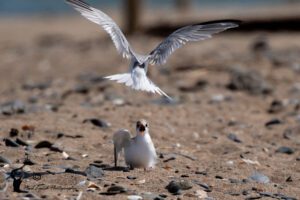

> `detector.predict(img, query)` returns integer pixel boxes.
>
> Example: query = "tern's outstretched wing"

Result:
[113,129,132,167]
[147,20,241,65]
[66,0,135,59]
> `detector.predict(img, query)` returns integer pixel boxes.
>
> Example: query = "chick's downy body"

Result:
[125,131,156,168]
[113,119,157,169]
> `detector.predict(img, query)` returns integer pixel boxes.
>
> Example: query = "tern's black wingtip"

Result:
[65,0,92,11]
[195,19,243,26]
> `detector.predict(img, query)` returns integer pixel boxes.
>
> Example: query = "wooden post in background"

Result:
[175,0,191,11]
[124,0,141,34]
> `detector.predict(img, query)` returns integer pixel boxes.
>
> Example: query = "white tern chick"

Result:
[113,119,157,170]
[66,0,241,99]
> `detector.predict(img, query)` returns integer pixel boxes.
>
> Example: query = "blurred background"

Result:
[1,0,300,33]
[0,1,300,199]
[0,0,294,15]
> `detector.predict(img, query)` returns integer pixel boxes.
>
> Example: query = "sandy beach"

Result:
[0,9,299,200]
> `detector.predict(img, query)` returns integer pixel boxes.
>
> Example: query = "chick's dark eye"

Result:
[145,124,148,127]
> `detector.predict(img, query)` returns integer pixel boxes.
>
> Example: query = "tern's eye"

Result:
[145,124,148,127]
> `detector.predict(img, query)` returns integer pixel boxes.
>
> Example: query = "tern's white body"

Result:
[113,120,157,169]
[66,0,240,99]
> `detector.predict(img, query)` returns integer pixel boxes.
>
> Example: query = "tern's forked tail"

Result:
[104,73,171,99]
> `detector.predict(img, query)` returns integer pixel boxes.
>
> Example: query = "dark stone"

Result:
[227,133,242,143]
[34,141,62,152]
[259,192,274,197]
[73,84,90,94]
[126,176,136,180]
[242,190,249,195]
[181,174,189,178]
[57,133,64,139]
[195,171,207,176]
[83,119,111,128]
[166,180,192,194]
[286,176,292,182]
[268,100,284,114]
[159,194,168,198]
[166,181,181,194]
[215,175,223,179]
[35,141,52,149]
[85,165,104,179]
[227,68,272,95]
[9,128,19,137]
[276,146,294,155]
[102,185,127,195]
[23,158,35,166]
[123,168,130,172]
[193,181,212,192]
[163,157,176,163]
[56,133,83,139]
[15,138,29,146]
[265,119,282,127]
[64,168,86,176]
[245,196,262,200]
[242,179,250,183]
[0,155,11,164]
[4,138,19,147]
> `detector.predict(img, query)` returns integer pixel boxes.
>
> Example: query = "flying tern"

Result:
[66,0,241,99]
[113,119,157,170]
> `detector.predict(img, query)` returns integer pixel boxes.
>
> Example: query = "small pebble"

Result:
[276,146,294,155]
[215,175,223,179]
[4,138,19,147]
[9,128,19,137]
[268,100,284,114]
[227,133,242,143]
[85,165,104,179]
[83,118,111,128]
[249,172,270,184]
[195,171,207,176]
[127,176,136,180]
[166,180,192,194]
[127,195,142,200]
[15,138,29,146]
[105,185,127,195]
[0,156,11,164]
[265,119,282,127]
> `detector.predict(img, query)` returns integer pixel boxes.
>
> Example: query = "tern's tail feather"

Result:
[105,73,171,99]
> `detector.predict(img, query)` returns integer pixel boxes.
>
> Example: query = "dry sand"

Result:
[0,15,299,200]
